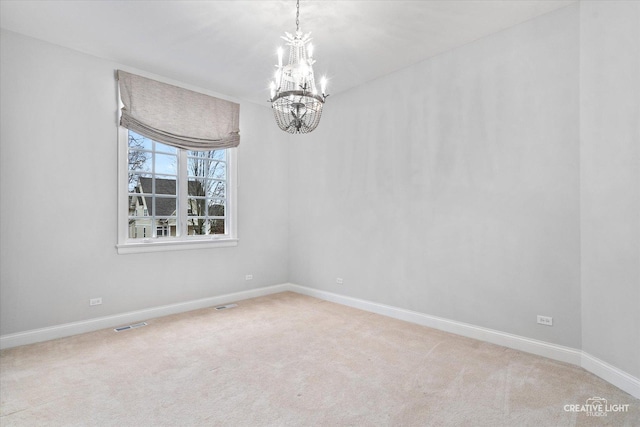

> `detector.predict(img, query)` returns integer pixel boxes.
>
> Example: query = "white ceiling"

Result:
[0,0,574,104]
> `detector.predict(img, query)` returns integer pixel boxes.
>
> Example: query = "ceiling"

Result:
[0,0,574,104]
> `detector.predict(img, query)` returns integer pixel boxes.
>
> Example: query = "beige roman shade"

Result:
[117,70,240,150]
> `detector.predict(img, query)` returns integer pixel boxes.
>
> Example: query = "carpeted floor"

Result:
[1,291,638,426]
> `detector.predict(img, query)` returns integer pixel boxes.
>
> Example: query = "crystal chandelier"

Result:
[269,0,328,134]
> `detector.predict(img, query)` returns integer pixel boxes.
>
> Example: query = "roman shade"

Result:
[117,70,240,150]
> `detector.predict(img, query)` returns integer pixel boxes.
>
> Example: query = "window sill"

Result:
[116,237,238,254]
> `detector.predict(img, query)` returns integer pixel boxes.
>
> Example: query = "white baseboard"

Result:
[581,352,640,400]
[2,282,638,398]
[286,283,640,399]
[286,284,582,365]
[0,284,289,350]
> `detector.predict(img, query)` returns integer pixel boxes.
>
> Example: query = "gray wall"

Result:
[289,1,640,379]
[580,1,640,379]
[0,30,290,335]
[289,5,582,348]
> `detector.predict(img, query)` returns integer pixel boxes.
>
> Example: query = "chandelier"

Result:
[269,0,328,134]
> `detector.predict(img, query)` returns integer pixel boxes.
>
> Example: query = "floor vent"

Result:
[114,322,147,332]
[215,303,238,310]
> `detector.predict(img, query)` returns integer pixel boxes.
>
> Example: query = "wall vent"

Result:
[114,322,147,332]
[215,303,238,310]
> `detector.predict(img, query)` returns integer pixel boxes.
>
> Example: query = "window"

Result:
[118,130,237,254]
[116,71,239,254]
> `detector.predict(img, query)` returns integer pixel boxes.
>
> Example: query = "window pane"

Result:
[128,131,153,151]
[155,141,177,154]
[154,218,176,237]
[154,196,177,217]
[208,199,225,217]
[128,132,152,180]
[135,175,154,195]
[187,154,226,178]
[188,178,206,196]
[187,217,209,235]
[187,197,206,217]
[206,180,226,199]
[185,219,226,236]
[210,219,225,235]
[128,219,151,239]
[187,155,209,178]
[128,173,152,193]
[128,149,151,173]
[155,153,177,175]
[208,150,225,161]
[154,176,177,195]
[128,195,149,217]
[187,150,224,161]
[209,161,226,180]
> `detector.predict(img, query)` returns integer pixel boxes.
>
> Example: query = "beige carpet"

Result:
[1,292,638,426]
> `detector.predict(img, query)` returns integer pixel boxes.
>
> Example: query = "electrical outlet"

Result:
[336,278,344,284]
[89,298,102,306]
[245,274,253,281]
[537,315,553,326]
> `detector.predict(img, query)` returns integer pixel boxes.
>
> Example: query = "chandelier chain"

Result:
[296,0,300,31]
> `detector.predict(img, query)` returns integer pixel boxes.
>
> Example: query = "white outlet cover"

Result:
[537,315,553,326]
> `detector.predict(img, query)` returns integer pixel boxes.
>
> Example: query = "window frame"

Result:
[117,126,238,254]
